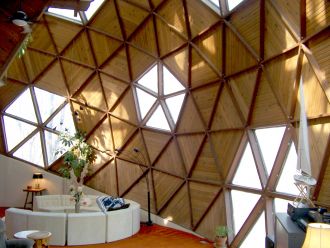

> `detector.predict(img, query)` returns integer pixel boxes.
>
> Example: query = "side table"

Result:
[23,188,46,209]
[27,231,52,248]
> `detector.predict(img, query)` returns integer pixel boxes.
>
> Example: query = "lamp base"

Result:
[141,220,153,226]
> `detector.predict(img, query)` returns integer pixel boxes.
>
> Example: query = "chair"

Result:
[0,219,34,248]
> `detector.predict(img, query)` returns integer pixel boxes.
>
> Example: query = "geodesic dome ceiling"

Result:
[0,0,329,246]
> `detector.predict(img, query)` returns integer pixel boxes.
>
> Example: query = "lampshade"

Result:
[302,223,330,248]
[33,173,43,179]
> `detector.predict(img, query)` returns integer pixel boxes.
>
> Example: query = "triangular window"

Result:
[85,0,105,20]
[138,65,158,93]
[44,131,62,165]
[136,88,157,119]
[146,105,170,131]
[47,8,82,23]
[227,0,245,11]
[165,94,185,123]
[163,67,185,95]
[239,212,266,248]
[46,104,76,134]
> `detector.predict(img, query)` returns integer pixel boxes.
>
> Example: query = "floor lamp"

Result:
[115,147,153,226]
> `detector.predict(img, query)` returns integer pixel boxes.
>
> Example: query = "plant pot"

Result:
[214,235,227,248]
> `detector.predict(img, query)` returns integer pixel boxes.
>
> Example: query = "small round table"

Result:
[14,230,52,248]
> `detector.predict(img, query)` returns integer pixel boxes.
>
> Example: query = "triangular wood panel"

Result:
[111,88,138,124]
[306,0,329,37]
[186,0,219,38]
[153,170,184,211]
[229,0,260,56]
[88,150,112,175]
[117,1,150,39]
[317,150,330,203]
[264,1,297,59]
[157,0,187,38]
[225,26,257,76]
[163,47,189,87]
[210,130,244,178]
[154,139,186,177]
[100,73,129,111]
[28,23,56,54]
[87,116,114,152]
[193,24,223,73]
[23,50,54,82]
[89,0,123,40]
[191,140,222,183]
[35,60,67,96]
[88,30,122,67]
[125,0,151,10]
[192,84,220,128]
[177,94,205,133]
[128,46,156,82]
[251,73,287,126]
[211,84,245,130]
[155,16,187,57]
[177,134,204,174]
[74,73,107,111]
[61,60,94,95]
[0,80,26,110]
[110,116,137,150]
[122,131,149,166]
[150,0,164,9]
[142,129,171,164]
[7,57,29,83]
[160,183,192,229]
[101,48,130,82]
[228,69,257,121]
[189,181,220,226]
[45,15,82,53]
[117,159,144,196]
[190,47,220,88]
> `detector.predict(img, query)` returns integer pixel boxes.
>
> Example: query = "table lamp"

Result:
[33,173,43,189]
[302,223,330,248]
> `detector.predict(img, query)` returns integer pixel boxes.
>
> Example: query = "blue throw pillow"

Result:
[96,196,126,212]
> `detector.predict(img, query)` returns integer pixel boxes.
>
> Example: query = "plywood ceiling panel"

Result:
[0,80,26,110]
[306,0,330,37]
[111,88,138,124]
[29,22,56,54]
[7,57,29,83]
[110,116,136,150]
[87,116,114,152]
[117,159,144,196]
[101,48,130,82]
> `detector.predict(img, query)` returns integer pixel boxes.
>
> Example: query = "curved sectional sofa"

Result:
[5,195,140,246]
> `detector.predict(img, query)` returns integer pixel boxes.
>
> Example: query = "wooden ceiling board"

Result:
[189,181,220,226]
[153,170,184,211]
[211,84,245,130]
[128,46,156,82]
[251,73,287,126]
[306,0,330,37]
[317,156,330,204]
[111,88,138,124]
[88,30,122,67]
[193,24,223,73]
[35,60,67,96]
[71,101,105,134]
[89,0,123,40]
[154,139,186,177]
[264,48,298,116]
[177,94,205,133]
[160,183,192,229]
[75,74,107,111]
[195,192,226,240]
[23,49,55,83]
[117,159,144,196]
[110,116,136,150]
[150,0,165,9]
[157,0,188,38]
[61,60,94,95]
[191,140,222,183]
[125,0,151,10]
[0,80,26,110]
[229,0,260,56]
[142,129,172,164]
[210,130,244,178]
[88,149,112,175]
[191,47,220,88]
[28,23,56,54]
[129,17,158,57]
[101,48,130,82]
[117,1,150,39]
[186,0,219,38]
[7,56,29,83]
[121,131,149,166]
[177,134,205,174]
[155,17,187,57]
[44,14,82,53]
[163,47,189,87]
[264,1,297,59]
[87,116,114,152]
[225,26,257,76]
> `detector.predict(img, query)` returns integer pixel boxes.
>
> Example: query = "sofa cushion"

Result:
[96,196,125,212]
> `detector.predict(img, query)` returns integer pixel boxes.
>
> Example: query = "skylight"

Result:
[227,0,244,11]
[85,0,105,20]
[48,7,82,23]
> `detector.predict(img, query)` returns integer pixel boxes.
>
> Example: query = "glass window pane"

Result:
[85,0,105,20]
[163,67,185,95]
[274,198,292,213]
[208,0,219,7]
[5,88,37,123]
[276,143,300,195]
[146,105,170,131]
[228,0,244,11]
[48,8,82,23]
[13,132,44,167]
[138,65,158,93]
[239,212,265,248]
[3,116,36,151]
[165,94,185,123]
[232,143,261,189]
[231,190,260,235]
[44,131,62,165]
[47,104,76,134]
[136,88,157,119]
[35,87,66,123]
[255,126,285,176]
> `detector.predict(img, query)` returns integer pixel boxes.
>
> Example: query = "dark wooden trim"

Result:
[300,0,306,39]
[187,133,208,177]
[246,67,262,125]
[260,0,265,61]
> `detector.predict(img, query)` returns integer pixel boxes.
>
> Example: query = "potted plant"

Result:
[214,225,232,248]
